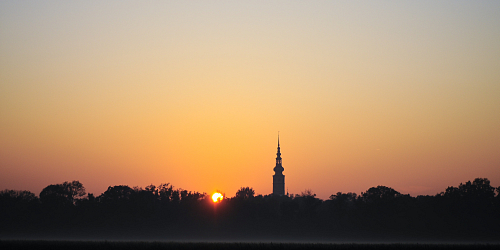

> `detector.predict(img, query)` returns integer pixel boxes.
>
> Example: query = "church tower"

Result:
[273,134,285,196]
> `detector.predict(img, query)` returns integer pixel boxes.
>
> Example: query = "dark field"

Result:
[1,240,499,250]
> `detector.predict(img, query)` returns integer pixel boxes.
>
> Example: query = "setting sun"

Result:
[212,192,223,203]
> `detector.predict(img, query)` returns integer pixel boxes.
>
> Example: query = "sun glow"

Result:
[212,192,223,203]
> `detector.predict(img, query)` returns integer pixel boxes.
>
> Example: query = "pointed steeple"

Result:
[277,132,280,154]
[274,133,283,173]
[273,133,285,196]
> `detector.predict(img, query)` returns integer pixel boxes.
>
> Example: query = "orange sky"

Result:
[1,1,499,199]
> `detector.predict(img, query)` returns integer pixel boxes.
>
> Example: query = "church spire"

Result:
[275,133,282,166]
[277,132,280,153]
[273,133,285,196]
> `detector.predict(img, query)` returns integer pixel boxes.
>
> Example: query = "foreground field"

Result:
[1,240,499,250]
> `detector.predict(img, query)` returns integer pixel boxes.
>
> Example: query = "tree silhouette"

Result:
[99,185,135,204]
[300,189,316,197]
[444,178,495,200]
[39,181,85,207]
[329,192,357,203]
[0,189,38,203]
[235,187,255,200]
[157,183,174,202]
[361,186,401,202]
[2,178,500,240]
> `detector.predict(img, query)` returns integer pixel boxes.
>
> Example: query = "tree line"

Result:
[1,178,499,241]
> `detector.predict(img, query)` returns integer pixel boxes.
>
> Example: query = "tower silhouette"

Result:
[273,134,285,196]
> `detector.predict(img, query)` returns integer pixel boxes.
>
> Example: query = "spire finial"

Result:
[278,131,280,147]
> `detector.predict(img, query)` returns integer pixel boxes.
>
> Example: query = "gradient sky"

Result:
[1,1,499,199]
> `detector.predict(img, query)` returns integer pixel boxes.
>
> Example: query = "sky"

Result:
[1,1,499,199]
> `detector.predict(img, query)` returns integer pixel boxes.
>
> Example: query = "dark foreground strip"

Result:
[0,240,499,250]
